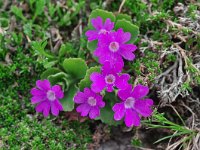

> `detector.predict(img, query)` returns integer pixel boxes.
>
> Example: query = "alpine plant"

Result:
[30,15,154,128]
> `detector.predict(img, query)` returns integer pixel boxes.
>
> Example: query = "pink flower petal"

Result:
[30,88,46,96]
[115,28,131,43]
[52,85,64,99]
[36,79,51,91]
[43,103,51,117]
[89,106,100,119]
[51,101,59,116]
[35,101,50,117]
[98,33,112,47]
[113,102,125,121]
[54,99,63,111]
[95,95,105,108]
[112,102,124,112]
[101,61,111,74]
[114,111,125,121]
[85,30,99,41]
[113,62,124,73]
[74,91,87,104]
[90,72,106,93]
[119,44,137,61]
[98,52,124,66]
[135,99,153,117]
[76,103,91,117]
[94,47,108,59]
[103,18,114,30]
[121,32,131,43]
[118,85,132,101]
[106,84,114,92]
[83,88,94,97]
[131,84,149,99]
[115,74,130,90]
[35,102,45,113]
[91,16,103,30]
[125,109,140,127]
[101,61,123,75]
[31,96,46,104]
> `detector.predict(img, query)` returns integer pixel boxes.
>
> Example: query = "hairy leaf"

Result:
[60,85,78,111]
[41,68,61,79]
[99,92,123,126]
[63,58,88,79]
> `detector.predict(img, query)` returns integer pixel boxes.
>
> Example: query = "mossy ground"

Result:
[0,0,199,149]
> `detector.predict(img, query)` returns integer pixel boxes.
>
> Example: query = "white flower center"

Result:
[109,42,119,52]
[124,97,135,109]
[105,74,116,84]
[98,29,108,35]
[47,90,56,101]
[87,97,97,106]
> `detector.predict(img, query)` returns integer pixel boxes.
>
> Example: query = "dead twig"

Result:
[118,0,126,13]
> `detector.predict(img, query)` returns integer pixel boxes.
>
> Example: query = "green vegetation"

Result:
[0,0,93,149]
[0,0,199,149]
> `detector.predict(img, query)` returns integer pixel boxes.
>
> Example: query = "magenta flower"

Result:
[94,28,137,65]
[85,16,114,41]
[112,84,153,127]
[90,61,130,93]
[30,79,64,117]
[74,88,105,119]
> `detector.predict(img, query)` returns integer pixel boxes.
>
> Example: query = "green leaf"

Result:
[62,58,88,79]
[41,68,61,79]
[86,38,98,62]
[87,41,99,62]
[48,3,57,17]
[88,9,116,28]
[31,40,55,59]
[48,72,71,91]
[58,43,73,58]
[43,60,58,69]
[78,66,100,91]
[29,0,36,9]
[60,85,78,111]
[87,40,97,53]
[116,14,132,22]
[154,130,194,144]
[115,20,139,43]
[35,0,45,16]
[99,92,123,126]
[11,6,27,22]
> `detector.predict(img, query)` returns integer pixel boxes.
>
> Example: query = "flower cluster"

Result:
[86,16,137,66]
[30,16,154,128]
[74,16,153,127]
